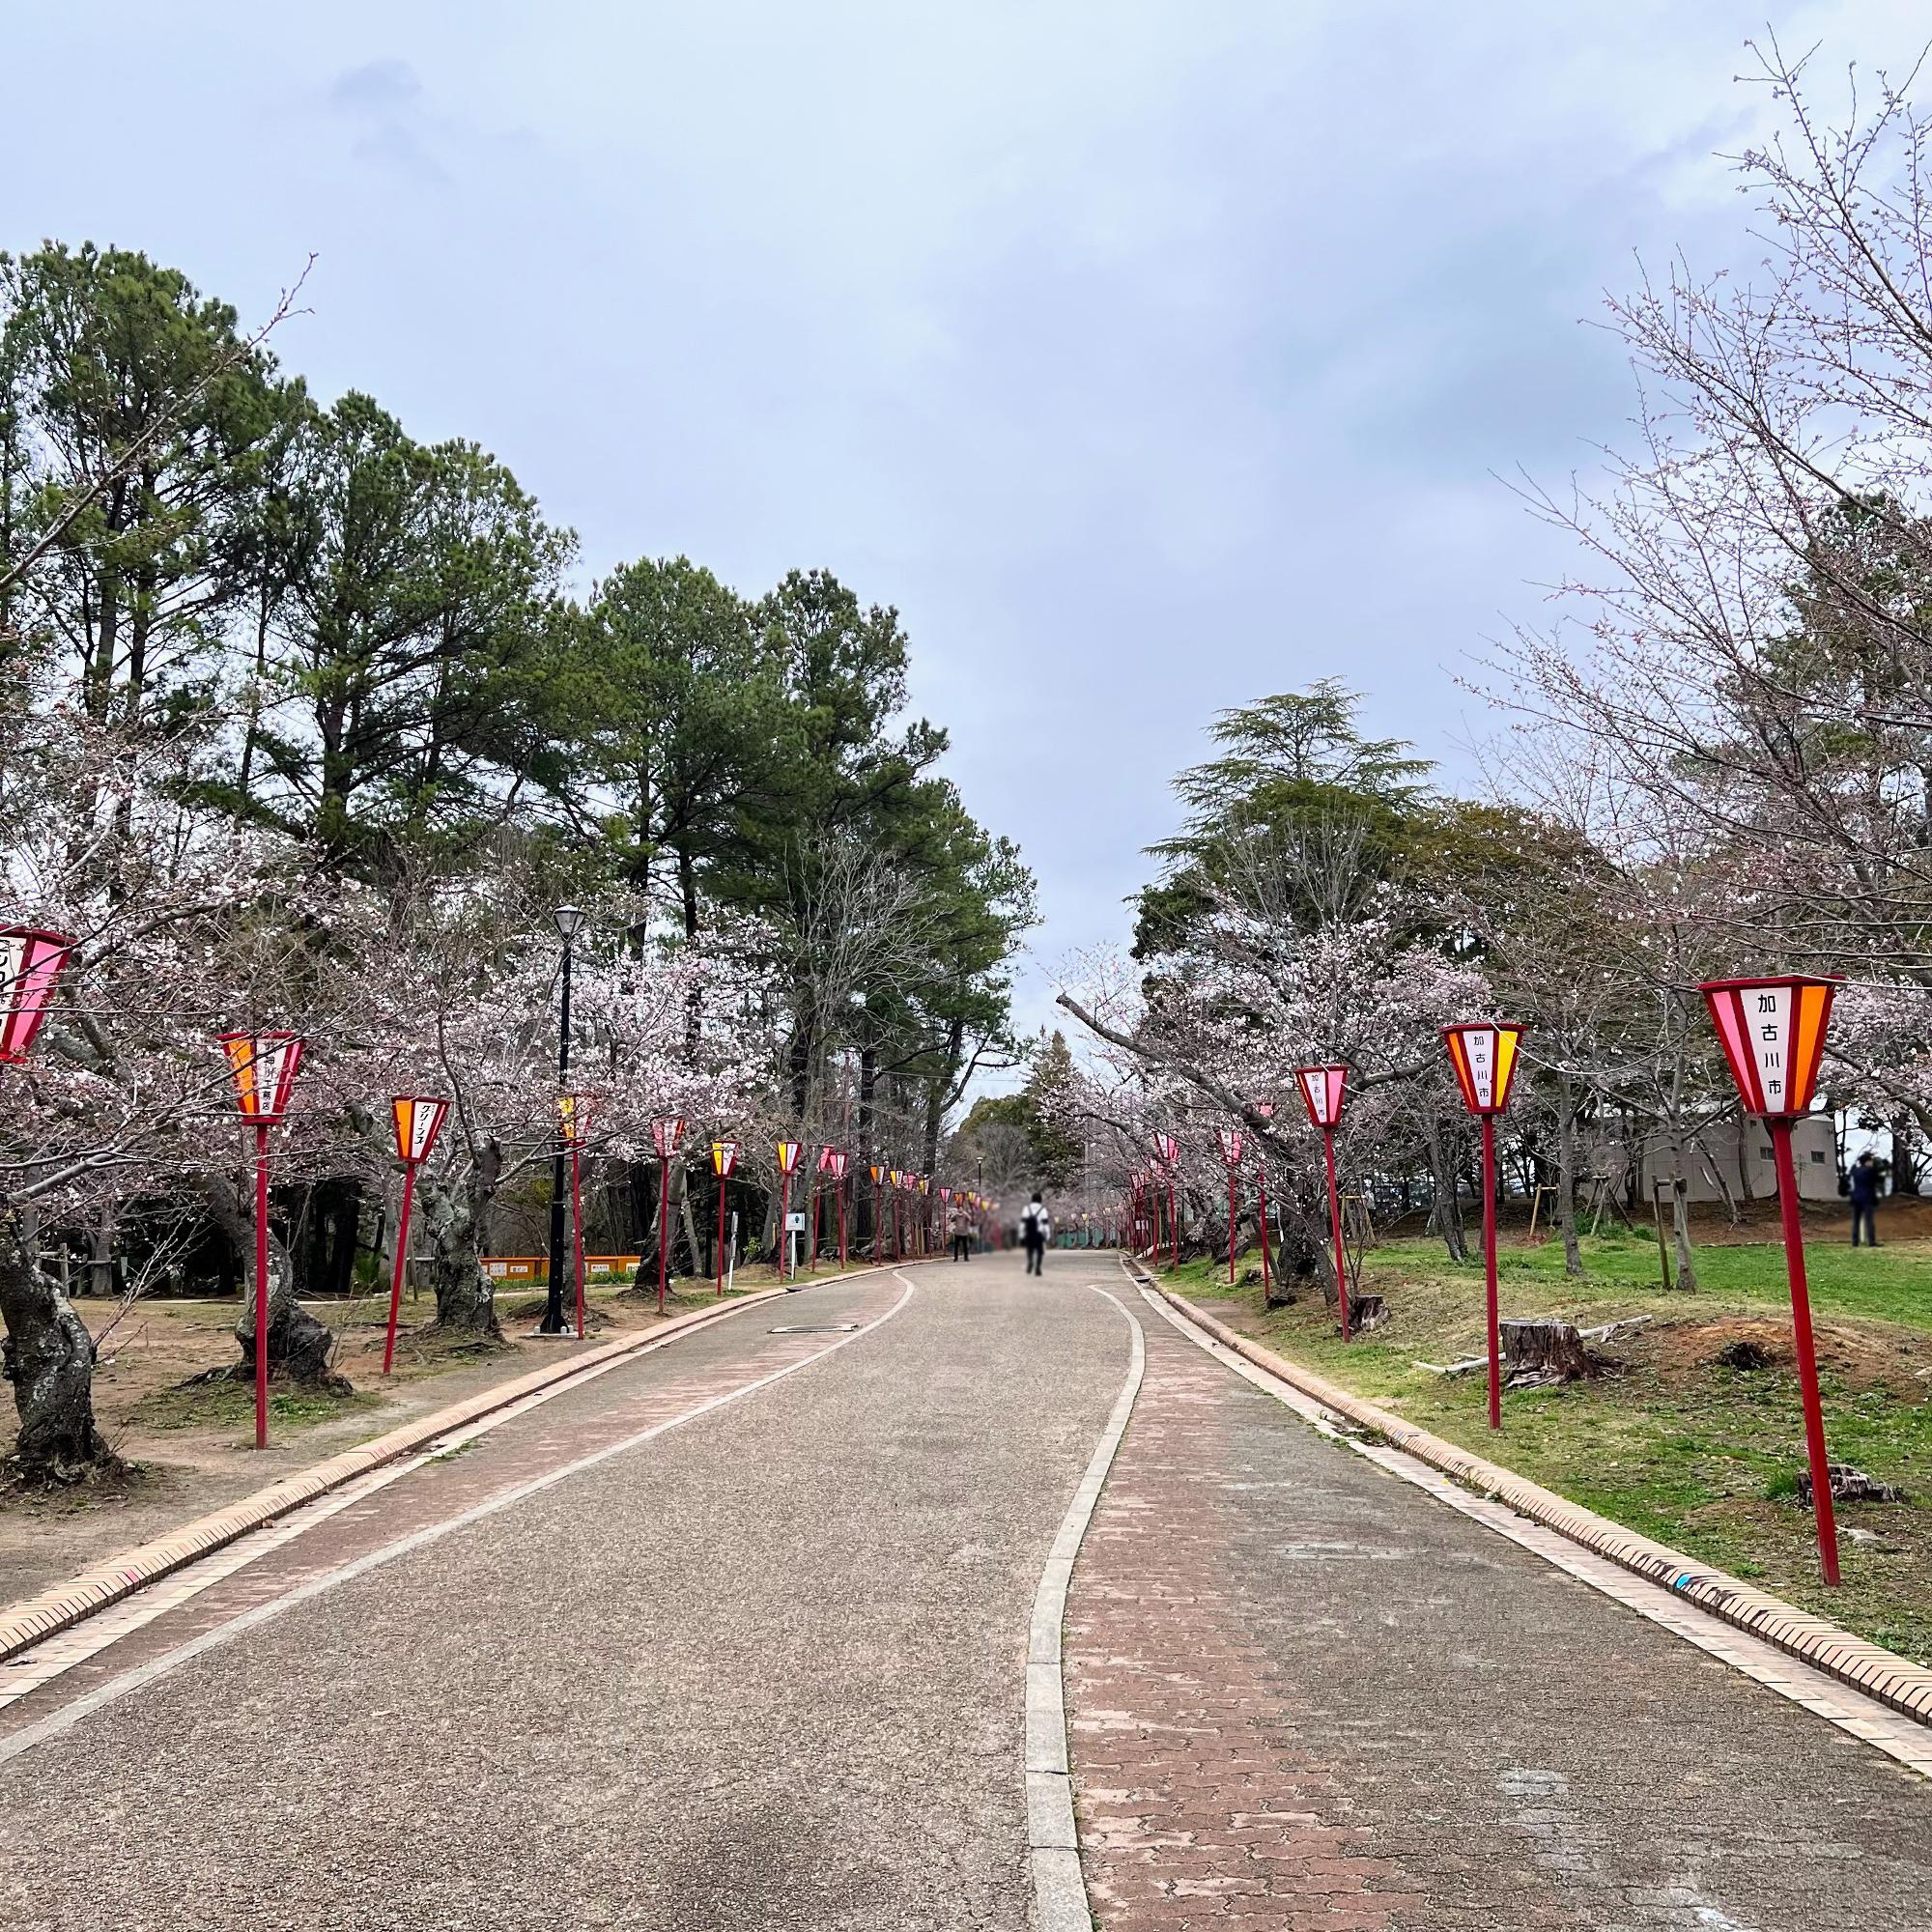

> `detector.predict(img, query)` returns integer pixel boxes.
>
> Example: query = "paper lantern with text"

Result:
[1294,1064,1348,1131]
[393,1094,451,1163]
[1441,1023,1524,1118]
[1700,975,1836,1118]
[219,1032,305,1122]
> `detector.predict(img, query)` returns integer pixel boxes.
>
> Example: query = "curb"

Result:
[1,1266,898,1665]
[1129,1264,1932,1731]
[1027,1286,1146,1932]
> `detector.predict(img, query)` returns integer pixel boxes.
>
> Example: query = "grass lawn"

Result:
[1156,1221,1932,1664]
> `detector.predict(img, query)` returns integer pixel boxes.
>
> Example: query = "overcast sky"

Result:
[8,3,1922,1065]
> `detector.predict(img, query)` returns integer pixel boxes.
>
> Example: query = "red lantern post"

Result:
[1442,1023,1526,1430]
[1216,1126,1244,1284]
[870,1163,887,1260]
[711,1139,739,1295]
[826,1149,850,1265]
[384,1095,451,1374]
[1700,974,1843,1585]
[889,1169,904,1262]
[1151,1133,1179,1269]
[1295,1065,1351,1340]
[1253,1100,1275,1298]
[812,1145,838,1273]
[651,1115,686,1314]
[218,1031,305,1449]
[777,1140,805,1278]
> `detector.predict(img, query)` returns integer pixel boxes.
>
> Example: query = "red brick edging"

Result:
[1137,1270,1932,1730]
[0,1271,894,1664]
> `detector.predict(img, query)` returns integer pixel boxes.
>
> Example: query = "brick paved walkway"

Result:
[1064,1296,1932,1931]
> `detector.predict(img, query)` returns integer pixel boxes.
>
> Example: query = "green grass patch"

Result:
[1149,1232,1932,1663]
[134,1376,381,1435]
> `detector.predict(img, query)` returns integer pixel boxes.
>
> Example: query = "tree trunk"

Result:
[0,1211,114,1477]
[1663,1124,1699,1292]
[1555,1071,1584,1279]
[200,1174,340,1384]
[1426,1117,1467,1263]
[416,1151,502,1336]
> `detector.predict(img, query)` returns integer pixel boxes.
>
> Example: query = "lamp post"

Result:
[777,1140,804,1279]
[0,926,74,1065]
[384,1095,450,1375]
[652,1114,686,1314]
[1216,1127,1244,1285]
[826,1149,850,1266]
[1442,1022,1526,1430]
[711,1138,740,1296]
[870,1163,887,1261]
[217,1031,305,1449]
[561,1094,592,1338]
[1699,973,1843,1584]
[540,904,587,1335]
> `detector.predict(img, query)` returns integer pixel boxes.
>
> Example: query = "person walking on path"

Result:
[1021,1192,1051,1276]
[1849,1151,1885,1247]
[949,1199,973,1262]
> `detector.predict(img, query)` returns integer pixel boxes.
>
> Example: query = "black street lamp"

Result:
[540,903,587,1334]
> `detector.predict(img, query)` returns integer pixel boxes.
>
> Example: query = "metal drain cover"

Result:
[769,1322,861,1334]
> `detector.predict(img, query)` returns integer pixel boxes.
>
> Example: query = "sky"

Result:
[7,2,1925,1071]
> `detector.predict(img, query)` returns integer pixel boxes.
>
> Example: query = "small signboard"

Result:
[785,1211,807,1232]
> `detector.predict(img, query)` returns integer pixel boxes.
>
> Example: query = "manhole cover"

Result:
[769,1323,861,1334]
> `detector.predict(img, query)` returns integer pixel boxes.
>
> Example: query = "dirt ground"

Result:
[0,1260,869,1611]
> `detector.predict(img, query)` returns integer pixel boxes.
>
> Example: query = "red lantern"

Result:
[1441,1022,1524,1118]
[0,925,73,1065]
[218,1031,305,1124]
[1442,1023,1527,1429]
[1294,1064,1348,1131]
[383,1095,451,1376]
[218,1030,305,1449]
[1700,974,1843,1585]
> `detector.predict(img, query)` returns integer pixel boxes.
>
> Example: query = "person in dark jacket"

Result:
[1849,1151,1884,1247]
[1020,1193,1051,1276]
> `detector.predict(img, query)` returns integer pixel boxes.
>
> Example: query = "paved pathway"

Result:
[4,1253,1929,1930]
[0,1261,1125,1930]
[1065,1289,1932,1931]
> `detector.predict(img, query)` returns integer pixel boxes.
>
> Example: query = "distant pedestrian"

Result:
[1849,1151,1884,1247]
[1021,1192,1051,1276]
[949,1199,973,1262]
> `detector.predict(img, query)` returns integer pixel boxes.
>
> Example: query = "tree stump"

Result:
[1499,1318,1591,1384]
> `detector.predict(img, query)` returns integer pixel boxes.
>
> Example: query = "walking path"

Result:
[1065,1282,1932,1930]
[1,1250,1927,1929]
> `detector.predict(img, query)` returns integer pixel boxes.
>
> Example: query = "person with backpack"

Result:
[1020,1192,1051,1275]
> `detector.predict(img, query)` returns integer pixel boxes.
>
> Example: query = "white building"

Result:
[1581,1114,1839,1207]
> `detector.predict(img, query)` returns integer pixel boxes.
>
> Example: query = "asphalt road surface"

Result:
[3,1251,1929,1931]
